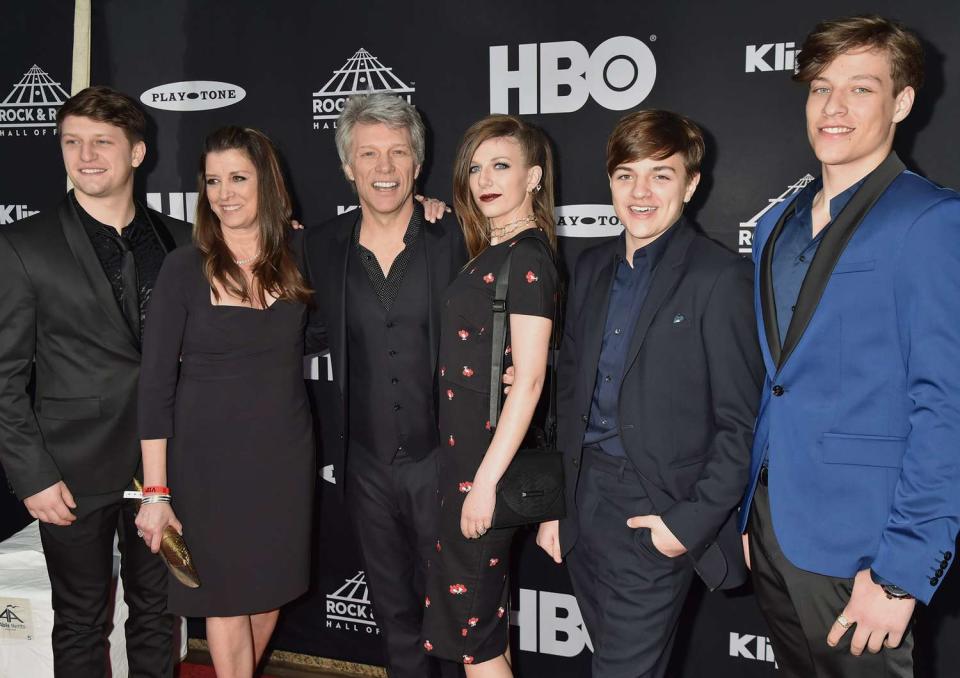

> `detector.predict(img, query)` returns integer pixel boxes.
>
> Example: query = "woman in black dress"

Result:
[135,127,314,677]
[422,116,558,675]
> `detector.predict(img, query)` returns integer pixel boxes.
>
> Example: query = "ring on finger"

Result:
[836,613,852,629]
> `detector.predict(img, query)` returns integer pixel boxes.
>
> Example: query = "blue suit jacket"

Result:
[739,154,960,603]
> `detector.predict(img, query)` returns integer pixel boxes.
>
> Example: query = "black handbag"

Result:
[488,234,565,529]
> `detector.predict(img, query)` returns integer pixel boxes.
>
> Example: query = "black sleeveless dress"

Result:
[422,228,558,664]
[138,243,314,617]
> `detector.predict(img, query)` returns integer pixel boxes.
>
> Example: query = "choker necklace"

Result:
[488,214,537,241]
[232,253,259,266]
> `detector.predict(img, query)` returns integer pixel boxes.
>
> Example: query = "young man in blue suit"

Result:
[740,15,960,677]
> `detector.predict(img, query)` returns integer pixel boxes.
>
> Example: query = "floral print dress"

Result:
[422,228,558,664]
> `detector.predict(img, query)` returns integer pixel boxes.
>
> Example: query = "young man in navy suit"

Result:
[740,15,960,677]
[534,110,764,678]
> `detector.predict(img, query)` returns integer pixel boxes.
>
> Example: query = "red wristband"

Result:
[142,485,171,495]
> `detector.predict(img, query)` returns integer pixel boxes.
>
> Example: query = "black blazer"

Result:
[302,207,467,491]
[0,193,191,500]
[557,219,764,590]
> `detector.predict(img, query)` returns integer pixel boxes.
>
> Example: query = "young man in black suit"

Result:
[303,93,465,678]
[535,110,764,678]
[0,86,190,678]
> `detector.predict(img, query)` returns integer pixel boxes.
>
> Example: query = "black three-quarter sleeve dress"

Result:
[138,244,314,617]
[422,227,558,665]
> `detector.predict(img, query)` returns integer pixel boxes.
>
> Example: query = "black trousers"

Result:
[566,448,696,678]
[749,477,914,678]
[38,497,174,678]
[346,445,459,678]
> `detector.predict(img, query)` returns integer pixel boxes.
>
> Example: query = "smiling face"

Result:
[468,136,541,228]
[805,47,914,180]
[343,122,420,218]
[60,115,144,201]
[609,153,698,254]
[204,148,259,232]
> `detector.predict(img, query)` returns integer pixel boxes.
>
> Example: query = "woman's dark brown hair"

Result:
[194,126,311,307]
[452,115,556,259]
[794,15,924,95]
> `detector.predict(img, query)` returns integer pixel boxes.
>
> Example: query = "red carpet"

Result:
[176,663,278,678]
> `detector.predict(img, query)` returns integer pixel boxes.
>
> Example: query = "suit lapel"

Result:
[758,201,794,368]
[422,217,449,379]
[140,203,178,253]
[331,211,358,395]
[58,196,139,350]
[623,221,695,374]
[578,244,618,409]
[777,152,906,369]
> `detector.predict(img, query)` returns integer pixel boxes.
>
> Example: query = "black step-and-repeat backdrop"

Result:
[4,1,960,676]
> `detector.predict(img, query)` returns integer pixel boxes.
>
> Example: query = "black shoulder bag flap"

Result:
[488,234,565,529]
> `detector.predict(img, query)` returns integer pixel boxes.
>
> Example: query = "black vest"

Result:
[346,237,439,462]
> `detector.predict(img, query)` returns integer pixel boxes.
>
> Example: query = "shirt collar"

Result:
[72,191,143,240]
[353,201,423,248]
[617,217,679,270]
[794,175,867,224]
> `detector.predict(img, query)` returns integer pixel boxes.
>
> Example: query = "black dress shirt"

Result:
[73,193,166,340]
[353,204,423,311]
[583,225,675,457]
[771,177,864,345]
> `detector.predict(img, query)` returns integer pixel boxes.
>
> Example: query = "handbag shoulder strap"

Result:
[488,232,559,436]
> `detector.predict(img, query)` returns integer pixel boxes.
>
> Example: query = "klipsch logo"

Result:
[0,204,39,225]
[146,191,199,224]
[556,205,623,238]
[490,36,656,114]
[312,48,415,131]
[745,42,799,73]
[140,81,246,111]
[0,65,69,137]
[738,175,814,254]
[326,571,380,635]
[512,588,593,657]
[730,632,778,666]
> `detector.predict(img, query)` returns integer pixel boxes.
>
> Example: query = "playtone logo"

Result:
[738,175,814,254]
[490,36,656,114]
[0,204,39,225]
[0,64,69,136]
[556,204,623,238]
[745,42,799,73]
[313,48,414,131]
[512,588,593,657]
[140,81,246,112]
[729,632,778,666]
[326,571,380,635]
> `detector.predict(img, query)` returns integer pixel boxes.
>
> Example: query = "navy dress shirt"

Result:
[771,177,864,345]
[583,226,675,457]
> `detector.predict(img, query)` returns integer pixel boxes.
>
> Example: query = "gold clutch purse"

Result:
[133,479,201,588]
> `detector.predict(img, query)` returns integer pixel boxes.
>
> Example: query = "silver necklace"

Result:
[488,214,536,241]
[232,253,259,266]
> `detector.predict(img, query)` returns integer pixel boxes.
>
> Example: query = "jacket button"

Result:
[945,552,953,561]
[581,414,588,423]
[936,568,944,577]
[941,559,949,568]
[338,433,344,440]
[772,385,785,397]
[393,403,401,411]
[572,458,579,467]
[930,577,940,586]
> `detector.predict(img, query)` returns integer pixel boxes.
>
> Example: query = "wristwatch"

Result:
[870,570,913,600]
[880,583,913,600]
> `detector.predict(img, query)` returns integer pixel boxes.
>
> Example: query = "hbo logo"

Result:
[489,36,656,114]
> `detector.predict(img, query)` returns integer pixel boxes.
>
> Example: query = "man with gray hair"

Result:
[303,94,465,678]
